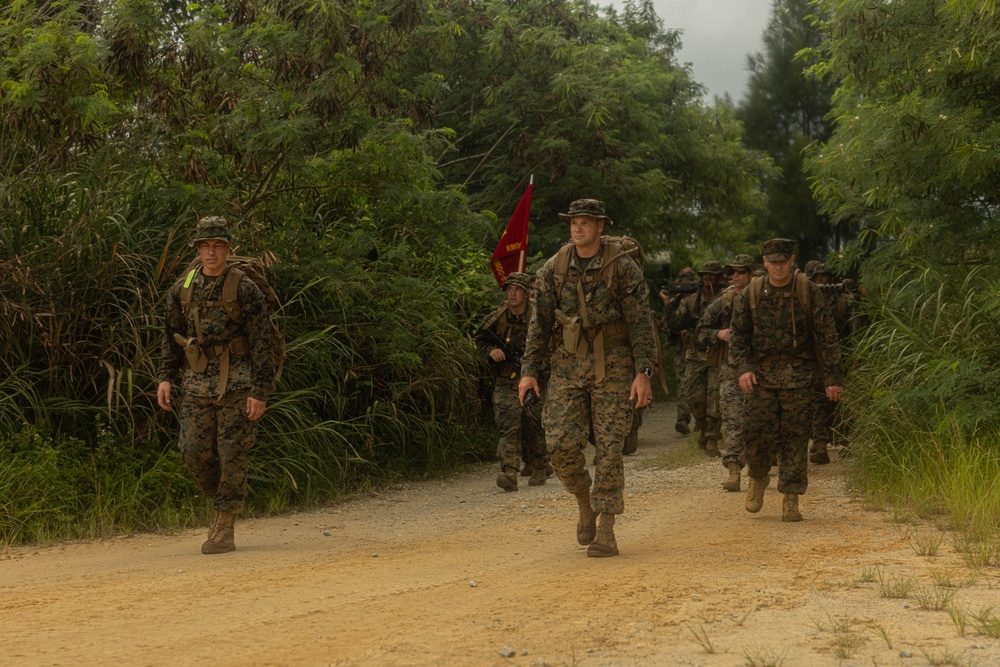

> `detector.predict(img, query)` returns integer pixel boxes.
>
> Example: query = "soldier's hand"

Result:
[630,374,653,407]
[826,385,843,402]
[246,397,267,421]
[739,372,757,394]
[518,376,540,406]
[157,381,172,412]
[489,348,506,363]
[658,288,669,305]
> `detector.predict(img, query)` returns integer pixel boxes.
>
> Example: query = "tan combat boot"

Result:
[745,474,770,513]
[528,466,547,487]
[809,441,831,465]
[575,490,597,545]
[201,511,237,554]
[705,440,721,457]
[496,471,518,492]
[722,461,741,492]
[587,513,619,558]
[782,493,803,522]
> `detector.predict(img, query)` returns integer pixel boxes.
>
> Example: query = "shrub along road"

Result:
[2,403,998,666]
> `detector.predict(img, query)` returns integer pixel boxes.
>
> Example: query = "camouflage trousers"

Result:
[718,362,746,468]
[178,391,257,514]
[674,345,690,423]
[811,381,839,445]
[493,378,547,473]
[544,346,634,515]
[743,385,811,495]
[681,355,720,444]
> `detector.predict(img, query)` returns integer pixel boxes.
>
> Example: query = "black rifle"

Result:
[478,326,540,415]
[479,326,526,378]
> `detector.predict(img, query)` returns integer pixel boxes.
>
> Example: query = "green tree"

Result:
[405,0,769,255]
[807,0,1000,278]
[737,0,839,262]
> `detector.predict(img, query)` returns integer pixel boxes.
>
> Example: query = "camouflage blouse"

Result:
[158,267,275,401]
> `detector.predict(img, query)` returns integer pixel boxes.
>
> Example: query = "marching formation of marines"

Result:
[160,208,859,556]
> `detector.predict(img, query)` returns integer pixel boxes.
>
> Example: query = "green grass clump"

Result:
[638,438,706,471]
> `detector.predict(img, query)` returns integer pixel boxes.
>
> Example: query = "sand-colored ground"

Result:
[2,402,998,666]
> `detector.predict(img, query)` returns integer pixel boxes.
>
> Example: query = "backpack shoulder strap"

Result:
[222,267,245,324]
[747,276,765,314]
[794,271,811,311]
[551,243,575,306]
[180,268,199,315]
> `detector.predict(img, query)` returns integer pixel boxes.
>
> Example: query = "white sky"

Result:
[613,0,775,101]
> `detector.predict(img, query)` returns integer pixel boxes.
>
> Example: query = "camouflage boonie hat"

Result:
[677,266,697,280]
[502,272,532,292]
[726,253,756,272]
[698,260,725,275]
[190,216,234,247]
[804,259,821,278]
[557,199,613,225]
[762,238,796,262]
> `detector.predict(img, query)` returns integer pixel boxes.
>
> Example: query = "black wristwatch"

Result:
[640,367,654,378]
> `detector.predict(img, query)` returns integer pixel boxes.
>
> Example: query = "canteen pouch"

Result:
[174,333,209,373]
[555,309,585,358]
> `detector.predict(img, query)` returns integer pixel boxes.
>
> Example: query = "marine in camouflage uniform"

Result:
[658,267,698,434]
[519,199,657,558]
[695,254,756,493]
[729,238,843,522]
[808,263,856,464]
[157,216,275,554]
[476,272,549,491]
[669,261,727,455]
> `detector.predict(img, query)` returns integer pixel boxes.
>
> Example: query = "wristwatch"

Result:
[640,367,654,378]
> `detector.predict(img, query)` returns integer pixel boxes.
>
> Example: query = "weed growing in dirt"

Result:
[743,645,786,667]
[952,533,1000,569]
[970,606,1000,638]
[859,565,881,583]
[931,571,962,588]
[866,621,894,649]
[911,531,945,556]
[734,608,755,627]
[920,647,968,666]
[686,624,716,654]
[912,585,955,610]
[638,439,704,471]
[947,604,969,637]
[875,570,914,598]
[832,632,862,660]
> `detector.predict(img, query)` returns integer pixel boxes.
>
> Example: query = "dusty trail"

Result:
[2,402,998,667]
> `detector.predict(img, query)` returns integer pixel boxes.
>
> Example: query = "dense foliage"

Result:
[0,0,767,543]
[809,0,1000,544]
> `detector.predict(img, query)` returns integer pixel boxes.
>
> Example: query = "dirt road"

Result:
[2,403,998,666]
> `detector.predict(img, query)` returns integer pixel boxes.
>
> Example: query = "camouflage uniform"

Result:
[158,224,275,517]
[696,286,744,468]
[522,210,656,519]
[476,279,548,482]
[729,240,842,509]
[669,262,725,452]
[661,267,697,432]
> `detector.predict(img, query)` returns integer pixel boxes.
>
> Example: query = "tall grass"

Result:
[847,263,1000,547]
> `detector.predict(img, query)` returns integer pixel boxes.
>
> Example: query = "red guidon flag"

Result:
[490,181,533,287]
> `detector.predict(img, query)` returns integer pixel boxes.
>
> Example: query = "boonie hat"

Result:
[558,199,613,225]
[677,267,697,280]
[761,238,796,262]
[804,259,821,278]
[813,262,835,277]
[503,272,532,292]
[698,260,725,275]
[726,253,756,272]
[190,216,234,247]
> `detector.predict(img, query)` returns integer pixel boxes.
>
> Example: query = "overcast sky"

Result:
[614,0,775,101]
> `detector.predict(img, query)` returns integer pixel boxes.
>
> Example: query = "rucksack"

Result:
[549,236,668,394]
[745,270,824,374]
[179,255,286,385]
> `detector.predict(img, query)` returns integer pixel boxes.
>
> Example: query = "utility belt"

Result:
[554,310,629,382]
[173,333,251,402]
[753,349,814,365]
